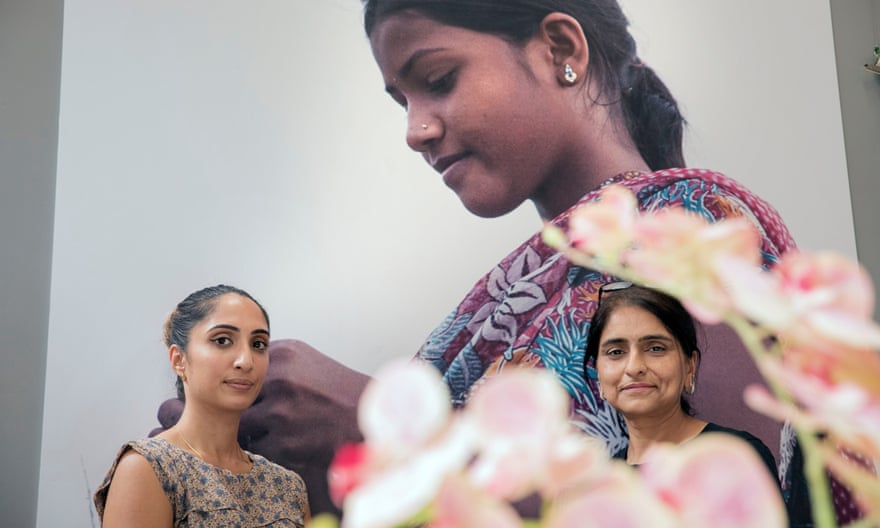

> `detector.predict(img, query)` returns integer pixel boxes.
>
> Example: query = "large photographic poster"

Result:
[37,1,855,526]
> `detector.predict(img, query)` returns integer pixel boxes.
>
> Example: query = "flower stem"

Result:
[725,317,836,528]
[797,430,837,528]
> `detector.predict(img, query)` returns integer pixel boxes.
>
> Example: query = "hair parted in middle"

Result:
[585,282,701,414]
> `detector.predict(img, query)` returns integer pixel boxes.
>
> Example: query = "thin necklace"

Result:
[180,435,206,459]
[180,434,249,464]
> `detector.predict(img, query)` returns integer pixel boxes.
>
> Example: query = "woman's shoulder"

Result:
[701,422,772,452]
[121,436,200,473]
[608,167,796,260]
[99,437,174,477]
[128,436,175,456]
[93,438,174,521]
[701,422,778,476]
[614,167,766,209]
[247,451,307,487]
[243,452,310,522]
[111,444,159,480]
[701,422,763,442]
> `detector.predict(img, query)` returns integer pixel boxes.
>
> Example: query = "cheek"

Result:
[462,85,539,147]
[663,362,687,385]
[255,354,269,373]
[595,361,617,383]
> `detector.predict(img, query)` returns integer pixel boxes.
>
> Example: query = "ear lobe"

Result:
[537,13,589,86]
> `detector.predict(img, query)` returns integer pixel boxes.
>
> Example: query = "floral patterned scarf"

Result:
[417,168,795,452]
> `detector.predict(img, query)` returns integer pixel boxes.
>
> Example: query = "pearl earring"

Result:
[563,63,578,84]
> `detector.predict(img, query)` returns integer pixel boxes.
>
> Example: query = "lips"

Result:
[225,379,255,390]
[429,152,469,175]
[621,383,655,392]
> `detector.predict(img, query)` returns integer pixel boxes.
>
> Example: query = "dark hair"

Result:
[164,284,270,399]
[362,0,685,170]
[584,283,699,414]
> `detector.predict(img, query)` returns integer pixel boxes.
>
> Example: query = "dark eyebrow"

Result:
[638,335,674,344]
[209,324,240,332]
[600,335,674,347]
[385,47,446,93]
[208,324,269,337]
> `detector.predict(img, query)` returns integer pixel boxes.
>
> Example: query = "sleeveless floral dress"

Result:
[94,437,309,527]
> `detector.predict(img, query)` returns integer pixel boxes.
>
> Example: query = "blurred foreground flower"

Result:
[319,359,785,528]
[314,184,879,528]
[545,185,880,527]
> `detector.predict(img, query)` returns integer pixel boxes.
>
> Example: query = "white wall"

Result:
[624,0,855,255]
[37,1,857,526]
[830,0,880,319]
[0,1,62,526]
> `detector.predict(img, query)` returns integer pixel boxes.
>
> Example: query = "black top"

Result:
[612,421,778,481]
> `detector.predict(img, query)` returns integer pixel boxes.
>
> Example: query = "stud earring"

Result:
[421,123,428,130]
[563,63,578,84]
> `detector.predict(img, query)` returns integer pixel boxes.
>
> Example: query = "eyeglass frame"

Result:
[596,280,633,304]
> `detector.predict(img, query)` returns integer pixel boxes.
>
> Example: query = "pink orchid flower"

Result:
[430,475,524,528]
[358,358,452,457]
[626,208,761,323]
[566,184,638,265]
[340,422,475,528]
[639,434,787,527]
[328,442,372,507]
[746,376,880,516]
[544,469,679,528]
[721,251,880,351]
[751,361,880,460]
[539,434,613,499]
[779,341,880,396]
[339,359,478,528]
[464,368,572,501]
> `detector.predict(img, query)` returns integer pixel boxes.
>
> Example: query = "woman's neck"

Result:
[162,407,249,472]
[623,412,707,465]
[532,128,650,220]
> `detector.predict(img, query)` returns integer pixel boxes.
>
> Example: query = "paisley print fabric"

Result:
[417,168,795,455]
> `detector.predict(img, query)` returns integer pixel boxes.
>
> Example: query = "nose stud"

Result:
[421,124,428,130]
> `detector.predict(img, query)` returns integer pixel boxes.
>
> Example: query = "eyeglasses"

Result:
[597,280,633,304]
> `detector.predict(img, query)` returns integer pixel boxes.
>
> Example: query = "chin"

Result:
[459,197,519,219]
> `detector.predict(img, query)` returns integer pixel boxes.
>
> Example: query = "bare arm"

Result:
[101,451,173,528]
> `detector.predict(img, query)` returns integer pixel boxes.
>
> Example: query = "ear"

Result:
[686,350,699,381]
[169,344,186,378]
[535,12,589,86]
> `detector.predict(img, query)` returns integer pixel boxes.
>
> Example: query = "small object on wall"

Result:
[865,46,880,75]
